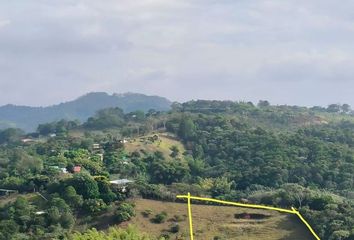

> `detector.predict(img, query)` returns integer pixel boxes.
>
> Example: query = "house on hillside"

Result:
[73,166,81,173]
[118,138,128,144]
[0,189,18,196]
[21,138,36,144]
[92,143,101,150]
[104,139,125,150]
[35,211,46,215]
[49,166,67,174]
[109,179,134,192]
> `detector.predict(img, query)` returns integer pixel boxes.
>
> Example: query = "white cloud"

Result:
[0,0,353,106]
[0,19,10,28]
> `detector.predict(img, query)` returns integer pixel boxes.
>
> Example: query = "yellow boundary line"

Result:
[187,192,194,240]
[177,193,320,240]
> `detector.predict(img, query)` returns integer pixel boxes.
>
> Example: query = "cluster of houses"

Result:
[21,133,57,144]
[49,165,80,174]
[48,139,129,174]
[48,139,132,178]
[6,136,136,216]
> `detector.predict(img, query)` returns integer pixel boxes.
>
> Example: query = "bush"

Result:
[171,214,185,222]
[159,233,170,239]
[213,236,225,240]
[141,209,153,218]
[83,199,107,214]
[169,223,180,233]
[115,203,135,223]
[152,211,168,224]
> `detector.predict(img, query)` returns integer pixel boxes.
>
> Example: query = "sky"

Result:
[0,0,354,107]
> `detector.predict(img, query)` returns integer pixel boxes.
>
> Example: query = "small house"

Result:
[0,189,18,196]
[118,139,128,144]
[21,138,35,144]
[109,179,134,192]
[92,143,101,150]
[35,211,46,215]
[73,166,81,173]
[50,166,67,174]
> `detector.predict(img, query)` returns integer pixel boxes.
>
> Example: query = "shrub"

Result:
[141,209,153,218]
[115,203,135,223]
[152,211,168,224]
[169,223,180,233]
[83,199,107,214]
[159,233,170,239]
[171,214,185,222]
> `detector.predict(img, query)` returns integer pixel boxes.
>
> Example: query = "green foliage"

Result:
[178,117,196,140]
[207,177,233,198]
[0,128,24,144]
[63,186,84,208]
[95,177,117,204]
[141,209,153,218]
[1,99,354,239]
[70,225,156,240]
[83,199,107,214]
[115,203,135,223]
[9,149,43,175]
[152,211,168,224]
[169,145,179,158]
[258,100,270,108]
[0,220,19,240]
[47,197,75,229]
[85,107,125,129]
[0,176,26,191]
[169,223,180,233]
[146,153,190,185]
[69,173,100,199]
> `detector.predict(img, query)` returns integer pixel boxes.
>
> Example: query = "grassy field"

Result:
[0,193,316,240]
[124,133,185,160]
[126,198,316,240]
[0,193,20,207]
[0,193,39,207]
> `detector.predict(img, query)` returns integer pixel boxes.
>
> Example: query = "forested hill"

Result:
[0,100,354,239]
[0,92,171,132]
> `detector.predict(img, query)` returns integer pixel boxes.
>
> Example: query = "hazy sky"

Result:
[0,0,353,107]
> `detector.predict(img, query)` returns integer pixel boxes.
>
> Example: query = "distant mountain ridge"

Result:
[0,92,172,132]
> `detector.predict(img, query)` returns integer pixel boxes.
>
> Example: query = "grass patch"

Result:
[124,133,185,160]
[125,198,316,240]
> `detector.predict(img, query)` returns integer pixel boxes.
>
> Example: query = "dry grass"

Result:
[124,134,185,160]
[0,193,40,207]
[125,198,315,240]
[0,193,20,206]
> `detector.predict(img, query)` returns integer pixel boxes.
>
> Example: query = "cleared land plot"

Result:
[124,134,185,160]
[0,193,39,207]
[127,199,315,240]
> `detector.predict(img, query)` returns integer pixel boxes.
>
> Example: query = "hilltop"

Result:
[0,92,171,131]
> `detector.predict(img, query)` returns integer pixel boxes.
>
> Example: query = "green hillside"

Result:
[0,100,353,239]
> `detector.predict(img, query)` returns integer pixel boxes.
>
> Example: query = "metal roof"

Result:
[109,179,134,185]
